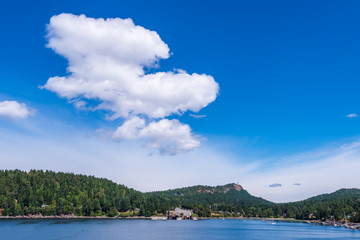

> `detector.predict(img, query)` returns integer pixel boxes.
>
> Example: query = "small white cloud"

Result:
[0,100,32,119]
[189,113,206,119]
[346,113,358,118]
[113,117,201,155]
[268,183,282,188]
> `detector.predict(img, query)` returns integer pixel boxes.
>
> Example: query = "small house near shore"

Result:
[168,208,193,220]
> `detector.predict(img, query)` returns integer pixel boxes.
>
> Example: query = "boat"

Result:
[151,216,167,220]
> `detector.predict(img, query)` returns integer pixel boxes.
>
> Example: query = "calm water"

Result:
[1,219,359,240]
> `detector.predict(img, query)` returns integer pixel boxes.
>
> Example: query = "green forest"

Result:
[0,170,359,222]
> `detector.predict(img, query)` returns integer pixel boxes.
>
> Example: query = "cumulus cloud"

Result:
[42,13,219,154]
[113,117,201,155]
[0,101,32,119]
[346,113,358,118]
[42,13,218,118]
[268,183,282,188]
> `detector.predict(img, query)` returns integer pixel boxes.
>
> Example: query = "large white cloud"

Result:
[43,13,218,119]
[0,100,32,119]
[42,14,219,154]
[113,117,201,155]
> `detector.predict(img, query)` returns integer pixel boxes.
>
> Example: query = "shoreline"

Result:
[0,215,151,220]
[198,217,320,223]
[0,215,346,224]
[1,215,359,230]
[0,215,309,221]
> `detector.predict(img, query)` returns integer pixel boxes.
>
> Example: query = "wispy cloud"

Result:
[242,140,360,202]
[346,113,358,118]
[0,121,256,193]
[1,111,360,203]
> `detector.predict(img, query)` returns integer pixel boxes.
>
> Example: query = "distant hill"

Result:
[146,183,272,216]
[278,189,360,222]
[305,188,360,202]
[0,169,359,222]
[146,183,273,216]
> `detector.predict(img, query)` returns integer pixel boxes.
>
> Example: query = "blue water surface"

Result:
[1,219,359,240]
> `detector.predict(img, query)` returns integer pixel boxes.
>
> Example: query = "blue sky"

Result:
[1,0,360,202]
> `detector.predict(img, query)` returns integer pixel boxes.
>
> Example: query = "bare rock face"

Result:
[223,188,230,193]
[195,183,243,194]
[233,184,242,191]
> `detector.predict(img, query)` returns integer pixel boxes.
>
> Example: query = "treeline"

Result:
[0,170,359,222]
[277,189,360,222]
[0,170,145,217]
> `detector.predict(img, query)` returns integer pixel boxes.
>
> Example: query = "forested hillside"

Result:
[146,183,272,217]
[278,189,360,222]
[0,170,359,222]
[0,170,272,217]
[0,170,144,217]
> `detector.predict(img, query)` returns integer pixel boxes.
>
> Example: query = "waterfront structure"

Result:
[168,208,193,220]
